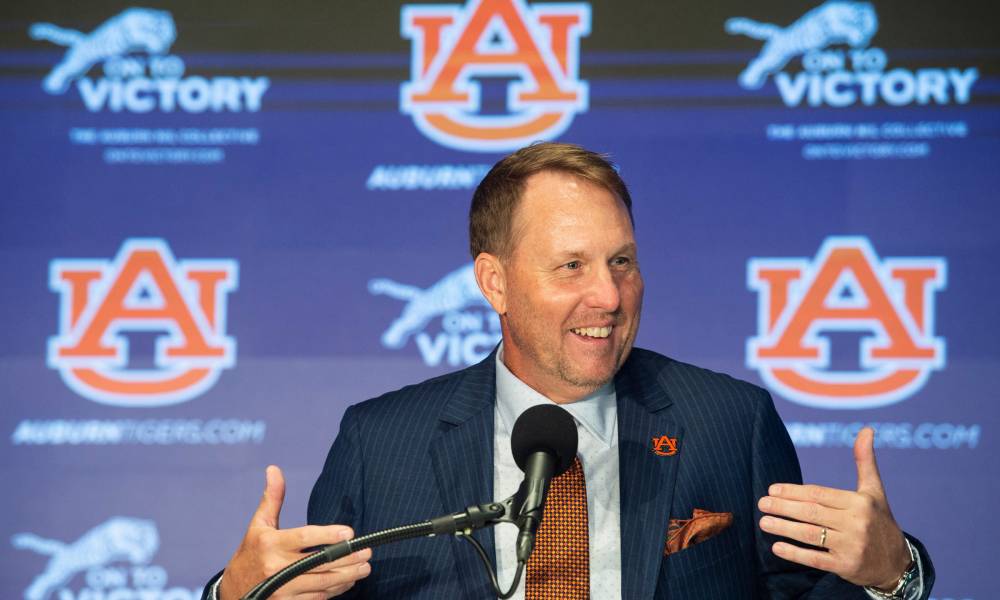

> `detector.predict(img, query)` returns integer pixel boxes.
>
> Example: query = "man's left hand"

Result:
[757,427,912,590]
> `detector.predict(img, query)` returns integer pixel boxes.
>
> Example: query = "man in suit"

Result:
[210,143,933,599]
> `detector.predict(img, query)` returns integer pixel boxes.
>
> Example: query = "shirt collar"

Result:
[495,343,616,447]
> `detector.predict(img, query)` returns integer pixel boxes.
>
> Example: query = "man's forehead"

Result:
[517,170,625,217]
[508,171,634,257]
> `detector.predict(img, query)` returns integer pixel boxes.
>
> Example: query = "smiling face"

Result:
[495,170,644,403]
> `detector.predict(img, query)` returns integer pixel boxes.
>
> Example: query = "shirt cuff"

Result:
[862,537,924,600]
[209,575,222,600]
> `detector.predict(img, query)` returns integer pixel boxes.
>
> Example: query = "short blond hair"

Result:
[469,142,633,259]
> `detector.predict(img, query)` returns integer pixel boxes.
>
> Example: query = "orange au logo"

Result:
[747,237,946,409]
[652,435,678,456]
[400,0,591,152]
[47,239,238,407]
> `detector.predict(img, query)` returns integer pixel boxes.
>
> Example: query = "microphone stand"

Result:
[241,494,526,600]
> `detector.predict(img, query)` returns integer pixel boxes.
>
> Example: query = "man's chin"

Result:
[559,363,618,392]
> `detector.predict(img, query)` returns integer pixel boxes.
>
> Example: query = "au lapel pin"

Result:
[651,435,678,456]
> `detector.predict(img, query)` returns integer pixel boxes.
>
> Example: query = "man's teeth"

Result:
[571,326,613,339]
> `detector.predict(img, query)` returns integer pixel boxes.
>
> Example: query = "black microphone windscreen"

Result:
[510,404,578,477]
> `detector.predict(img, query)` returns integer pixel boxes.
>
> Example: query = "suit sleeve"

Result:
[308,405,365,527]
[307,405,366,598]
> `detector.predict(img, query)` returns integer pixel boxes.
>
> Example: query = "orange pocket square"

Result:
[664,508,733,556]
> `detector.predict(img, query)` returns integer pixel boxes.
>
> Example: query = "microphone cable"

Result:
[458,531,525,599]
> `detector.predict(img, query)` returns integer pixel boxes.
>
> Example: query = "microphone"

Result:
[509,404,578,563]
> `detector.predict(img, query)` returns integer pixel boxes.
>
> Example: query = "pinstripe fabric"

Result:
[301,348,935,600]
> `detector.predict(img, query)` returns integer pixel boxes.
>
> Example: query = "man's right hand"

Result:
[218,465,371,600]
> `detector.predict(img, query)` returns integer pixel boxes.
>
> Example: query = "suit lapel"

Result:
[616,356,684,600]
[428,353,497,598]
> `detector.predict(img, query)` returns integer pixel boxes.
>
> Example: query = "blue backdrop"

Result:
[2,1,997,599]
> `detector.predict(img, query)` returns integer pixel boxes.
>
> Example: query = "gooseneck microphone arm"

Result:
[241,500,516,600]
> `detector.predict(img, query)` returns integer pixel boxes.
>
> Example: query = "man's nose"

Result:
[585,265,621,312]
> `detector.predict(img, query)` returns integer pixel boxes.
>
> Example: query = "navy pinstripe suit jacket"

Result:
[306,348,934,599]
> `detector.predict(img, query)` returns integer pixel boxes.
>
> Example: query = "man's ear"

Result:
[474,252,507,315]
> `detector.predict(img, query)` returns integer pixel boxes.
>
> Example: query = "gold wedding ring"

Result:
[819,527,828,548]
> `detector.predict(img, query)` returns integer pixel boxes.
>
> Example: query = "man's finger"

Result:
[767,483,854,509]
[289,561,372,595]
[853,427,885,496]
[251,465,285,529]
[759,515,839,549]
[308,548,372,574]
[287,524,354,550]
[772,541,837,572]
[758,496,838,528]
[327,548,372,569]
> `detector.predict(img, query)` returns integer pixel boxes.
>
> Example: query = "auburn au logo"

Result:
[651,435,678,457]
[747,237,946,409]
[48,239,238,407]
[400,0,591,152]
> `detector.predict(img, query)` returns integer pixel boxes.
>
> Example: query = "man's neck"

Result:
[498,345,605,405]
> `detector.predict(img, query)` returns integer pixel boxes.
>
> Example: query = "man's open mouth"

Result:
[570,326,613,339]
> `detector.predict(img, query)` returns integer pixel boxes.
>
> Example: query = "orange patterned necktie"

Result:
[525,456,590,599]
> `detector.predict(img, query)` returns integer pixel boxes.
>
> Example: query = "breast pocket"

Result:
[661,523,742,579]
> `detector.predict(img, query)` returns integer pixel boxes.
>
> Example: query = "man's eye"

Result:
[564,261,581,270]
[612,256,631,266]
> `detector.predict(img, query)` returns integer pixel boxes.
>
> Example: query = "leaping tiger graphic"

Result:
[369,263,491,350]
[726,1,878,89]
[12,517,159,600]
[29,7,176,94]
